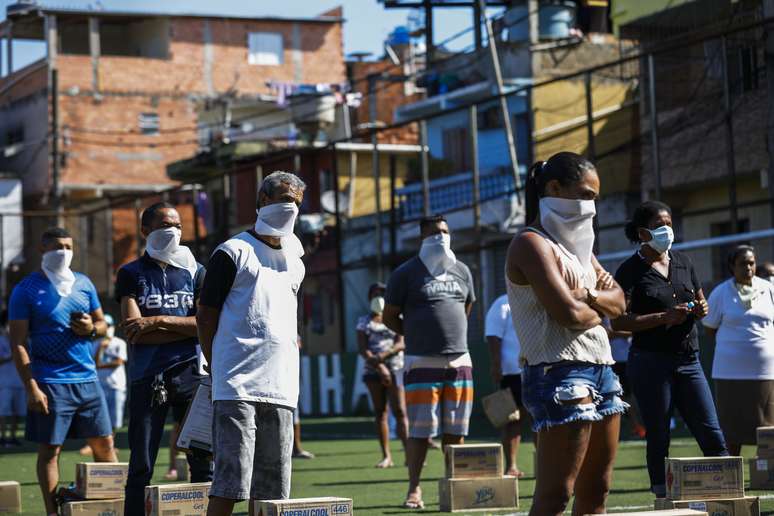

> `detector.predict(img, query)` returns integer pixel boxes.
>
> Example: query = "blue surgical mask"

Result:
[643,225,674,255]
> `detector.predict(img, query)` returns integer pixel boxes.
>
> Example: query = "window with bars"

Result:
[442,126,470,174]
[248,32,284,66]
[138,113,160,135]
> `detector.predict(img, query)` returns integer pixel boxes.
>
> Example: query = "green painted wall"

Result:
[611,0,696,34]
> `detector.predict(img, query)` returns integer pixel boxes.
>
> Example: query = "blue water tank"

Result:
[506,1,577,42]
[389,26,411,46]
[540,1,576,40]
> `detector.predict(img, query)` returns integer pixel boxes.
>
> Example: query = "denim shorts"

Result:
[26,381,113,445]
[522,362,628,432]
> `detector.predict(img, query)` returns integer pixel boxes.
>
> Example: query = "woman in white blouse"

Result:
[704,245,774,455]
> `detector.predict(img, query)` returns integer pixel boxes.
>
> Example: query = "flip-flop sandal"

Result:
[403,498,425,510]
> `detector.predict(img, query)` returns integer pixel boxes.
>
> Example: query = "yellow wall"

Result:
[532,78,638,196]
[336,151,413,218]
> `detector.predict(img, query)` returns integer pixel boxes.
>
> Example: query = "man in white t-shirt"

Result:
[198,171,306,516]
[484,294,523,477]
[96,315,127,431]
[80,314,128,456]
[0,310,25,446]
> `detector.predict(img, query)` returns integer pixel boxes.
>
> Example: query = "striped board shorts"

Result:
[403,353,474,438]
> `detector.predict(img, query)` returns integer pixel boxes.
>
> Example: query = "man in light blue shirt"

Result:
[9,227,115,516]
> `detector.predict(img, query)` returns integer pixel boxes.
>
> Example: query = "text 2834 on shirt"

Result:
[114,253,205,382]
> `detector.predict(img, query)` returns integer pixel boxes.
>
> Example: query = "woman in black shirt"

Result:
[612,201,728,497]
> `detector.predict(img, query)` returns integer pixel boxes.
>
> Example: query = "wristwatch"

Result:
[585,287,599,306]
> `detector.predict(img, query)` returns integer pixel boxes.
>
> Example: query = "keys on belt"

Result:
[151,373,168,407]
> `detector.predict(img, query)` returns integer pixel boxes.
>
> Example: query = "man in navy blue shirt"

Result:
[115,202,211,515]
[9,227,115,516]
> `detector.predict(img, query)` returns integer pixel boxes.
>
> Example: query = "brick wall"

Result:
[349,60,420,145]
[58,94,198,187]
[55,17,345,97]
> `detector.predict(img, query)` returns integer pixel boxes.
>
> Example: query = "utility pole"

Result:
[425,0,434,66]
[480,0,522,204]
[51,69,60,214]
[368,74,383,280]
[721,35,739,231]
[765,2,774,257]
[647,54,662,201]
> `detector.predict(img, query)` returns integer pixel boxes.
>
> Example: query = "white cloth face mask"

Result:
[254,202,299,237]
[146,227,181,255]
[370,296,385,314]
[41,249,76,297]
[145,227,198,278]
[419,233,457,277]
[539,197,597,267]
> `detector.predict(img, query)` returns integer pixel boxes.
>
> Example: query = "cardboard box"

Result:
[755,427,774,459]
[655,496,760,516]
[175,456,190,482]
[0,481,21,514]
[254,497,353,516]
[177,384,213,454]
[481,389,520,428]
[665,457,745,500]
[144,482,210,516]
[749,457,774,490]
[585,511,706,516]
[444,444,504,479]
[75,463,129,500]
[61,499,124,516]
[438,476,518,512]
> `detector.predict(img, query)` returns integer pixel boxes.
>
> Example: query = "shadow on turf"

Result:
[613,463,648,471]
[314,477,442,487]
[293,465,375,472]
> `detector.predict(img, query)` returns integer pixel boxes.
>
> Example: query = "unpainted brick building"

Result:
[0,4,346,294]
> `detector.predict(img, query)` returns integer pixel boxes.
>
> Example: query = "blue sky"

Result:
[0,0,484,72]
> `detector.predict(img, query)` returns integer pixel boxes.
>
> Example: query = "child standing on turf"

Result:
[0,310,25,447]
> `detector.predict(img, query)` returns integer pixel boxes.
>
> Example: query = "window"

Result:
[442,127,470,174]
[248,32,283,66]
[138,113,160,135]
[710,219,750,282]
[5,126,24,146]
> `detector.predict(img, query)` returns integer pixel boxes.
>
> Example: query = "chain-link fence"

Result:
[3,8,774,360]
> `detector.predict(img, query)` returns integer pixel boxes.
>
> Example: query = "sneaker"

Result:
[292,450,315,459]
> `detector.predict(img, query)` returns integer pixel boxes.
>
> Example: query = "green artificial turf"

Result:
[1,418,772,515]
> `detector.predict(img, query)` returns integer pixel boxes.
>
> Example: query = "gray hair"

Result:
[258,171,307,202]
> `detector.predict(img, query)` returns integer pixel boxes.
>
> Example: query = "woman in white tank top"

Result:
[505,152,627,516]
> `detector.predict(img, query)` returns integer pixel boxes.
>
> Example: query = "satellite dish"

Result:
[320,190,350,215]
